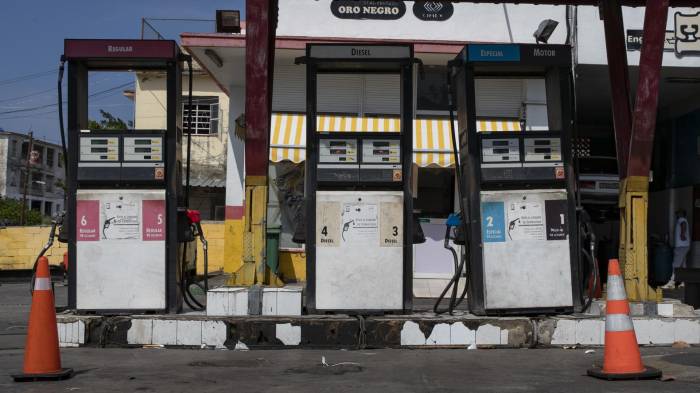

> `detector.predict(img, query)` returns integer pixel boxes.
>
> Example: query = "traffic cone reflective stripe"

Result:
[587,259,662,380]
[12,256,73,382]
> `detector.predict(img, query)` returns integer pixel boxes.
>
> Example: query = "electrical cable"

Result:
[0,81,134,115]
[0,69,57,87]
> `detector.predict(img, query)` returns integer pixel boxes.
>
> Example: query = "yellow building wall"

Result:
[223,218,245,273]
[279,250,306,282]
[0,226,67,269]
[0,223,225,274]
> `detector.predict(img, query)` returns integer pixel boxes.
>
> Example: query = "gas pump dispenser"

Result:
[62,39,193,313]
[452,44,582,315]
[299,44,415,313]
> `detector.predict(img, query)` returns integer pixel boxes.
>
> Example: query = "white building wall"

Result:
[226,86,245,212]
[576,6,700,67]
[0,137,8,197]
[277,1,569,45]
[134,73,230,169]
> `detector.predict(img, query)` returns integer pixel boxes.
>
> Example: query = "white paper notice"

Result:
[341,203,378,244]
[100,194,141,240]
[506,200,545,241]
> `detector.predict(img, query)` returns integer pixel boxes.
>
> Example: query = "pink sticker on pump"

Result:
[142,200,165,241]
[76,200,99,241]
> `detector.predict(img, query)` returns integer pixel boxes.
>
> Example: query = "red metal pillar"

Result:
[627,0,669,178]
[229,0,283,286]
[600,0,633,175]
[612,0,669,302]
[245,0,278,177]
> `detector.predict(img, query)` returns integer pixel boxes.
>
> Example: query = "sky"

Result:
[0,0,245,144]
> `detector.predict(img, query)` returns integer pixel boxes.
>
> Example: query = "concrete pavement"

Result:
[2,347,700,392]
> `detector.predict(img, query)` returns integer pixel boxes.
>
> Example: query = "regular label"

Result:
[481,201,505,243]
[142,200,165,241]
[76,200,99,241]
[316,201,341,247]
[379,201,402,247]
[545,199,568,240]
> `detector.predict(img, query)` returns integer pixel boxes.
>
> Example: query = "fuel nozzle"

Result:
[446,213,466,245]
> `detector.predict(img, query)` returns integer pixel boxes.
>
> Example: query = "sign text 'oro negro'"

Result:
[331,0,406,20]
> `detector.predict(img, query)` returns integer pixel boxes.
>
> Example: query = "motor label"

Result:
[481,201,505,243]
[379,201,402,247]
[545,199,568,240]
[76,200,100,241]
[316,201,341,247]
[142,200,165,241]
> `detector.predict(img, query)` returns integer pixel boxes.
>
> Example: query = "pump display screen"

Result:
[123,137,163,161]
[79,137,119,161]
[319,139,357,163]
[362,139,400,163]
[524,138,561,162]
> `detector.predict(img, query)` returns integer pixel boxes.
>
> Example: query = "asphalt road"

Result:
[2,282,700,392]
[2,347,700,392]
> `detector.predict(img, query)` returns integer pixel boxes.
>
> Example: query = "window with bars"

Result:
[183,96,220,135]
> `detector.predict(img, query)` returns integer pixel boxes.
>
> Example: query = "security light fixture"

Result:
[533,19,559,44]
[216,10,241,34]
[204,49,224,68]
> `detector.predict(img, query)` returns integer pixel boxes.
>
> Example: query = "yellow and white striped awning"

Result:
[269,113,520,167]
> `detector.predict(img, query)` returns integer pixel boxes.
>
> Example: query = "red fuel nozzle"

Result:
[186,209,201,224]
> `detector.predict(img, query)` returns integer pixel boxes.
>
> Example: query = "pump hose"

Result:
[29,218,59,294]
[434,226,469,315]
[434,61,471,315]
[180,56,207,312]
[579,213,598,313]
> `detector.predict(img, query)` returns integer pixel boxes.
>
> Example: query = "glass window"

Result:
[183,96,220,135]
[44,202,53,216]
[45,175,54,192]
[58,153,64,168]
[46,148,55,167]
[10,140,17,157]
[417,65,449,112]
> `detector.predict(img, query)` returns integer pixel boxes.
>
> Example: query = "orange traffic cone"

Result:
[12,256,73,382]
[587,259,661,380]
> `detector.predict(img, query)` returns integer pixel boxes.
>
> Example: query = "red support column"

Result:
[627,0,669,177]
[245,0,278,176]
[229,0,283,286]
[600,0,633,176]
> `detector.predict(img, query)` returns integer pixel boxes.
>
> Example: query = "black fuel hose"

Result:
[434,61,471,315]
[180,56,207,312]
[58,60,68,193]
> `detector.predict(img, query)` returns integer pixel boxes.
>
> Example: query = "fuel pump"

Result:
[297,44,415,313]
[451,43,583,315]
[61,39,199,313]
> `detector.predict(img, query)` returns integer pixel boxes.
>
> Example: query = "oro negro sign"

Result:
[331,0,406,20]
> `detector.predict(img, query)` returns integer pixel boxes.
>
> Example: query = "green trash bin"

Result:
[266,225,282,275]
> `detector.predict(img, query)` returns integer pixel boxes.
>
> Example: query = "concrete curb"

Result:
[56,314,700,349]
